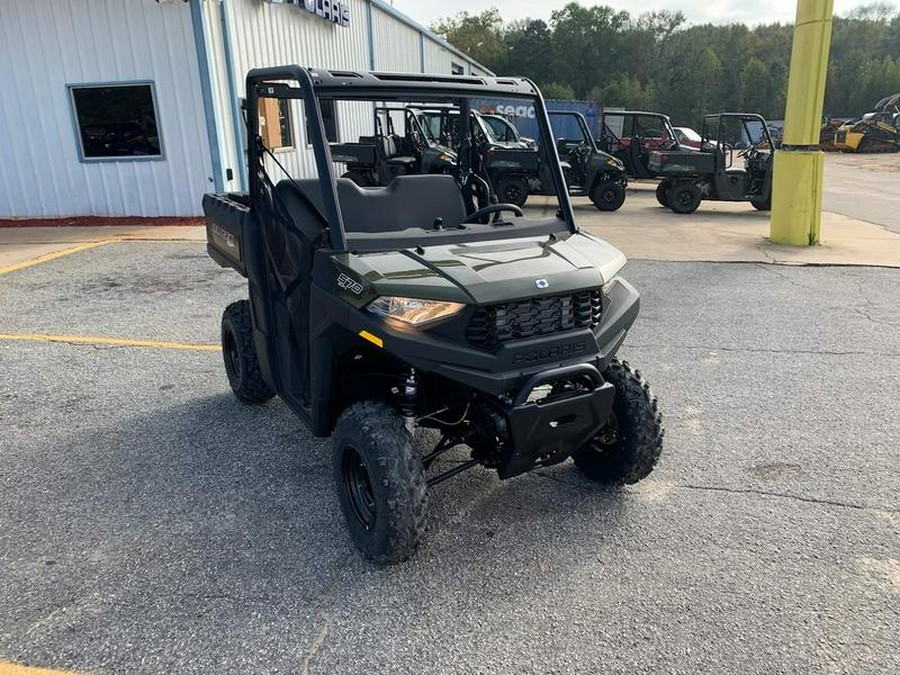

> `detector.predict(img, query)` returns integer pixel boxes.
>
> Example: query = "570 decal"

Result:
[336,272,365,296]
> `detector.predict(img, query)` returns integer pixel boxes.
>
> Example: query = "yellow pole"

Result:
[770,0,834,246]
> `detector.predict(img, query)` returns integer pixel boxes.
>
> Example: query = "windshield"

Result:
[676,127,702,142]
[484,116,517,142]
[250,78,570,252]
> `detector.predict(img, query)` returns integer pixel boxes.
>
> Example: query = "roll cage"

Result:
[701,113,774,151]
[244,66,576,252]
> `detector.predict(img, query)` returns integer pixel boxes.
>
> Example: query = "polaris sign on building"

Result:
[0,0,490,220]
[265,0,351,27]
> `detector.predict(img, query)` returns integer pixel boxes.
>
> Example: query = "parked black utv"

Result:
[336,106,456,187]
[548,110,628,211]
[598,110,682,179]
[202,66,663,563]
[649,113,774,214]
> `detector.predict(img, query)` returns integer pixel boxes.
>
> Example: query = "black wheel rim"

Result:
[601,187,617,204]
[503,183,523,203]
[676,190,694,208]
[342,445,377,530]
[223,326,241,381]
[591,411,620,453]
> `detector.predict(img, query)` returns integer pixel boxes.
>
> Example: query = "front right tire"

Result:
[572,359,663,484]
[333,402,429,564]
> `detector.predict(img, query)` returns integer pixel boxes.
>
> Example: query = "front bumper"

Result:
[498,363,615,479]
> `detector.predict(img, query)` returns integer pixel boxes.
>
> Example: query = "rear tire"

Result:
[572,359,663,484]
[750,194,771,211]
[221,300,275,404]
[655,180,671,207]
[495,176,529,207]
[333,402,428,564]
[667,182,701,214]
[591,179,626,211]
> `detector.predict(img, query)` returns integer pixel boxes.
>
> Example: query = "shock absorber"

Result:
[396,368,418,434]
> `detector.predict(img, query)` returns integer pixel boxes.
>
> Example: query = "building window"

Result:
[451,62,465,76]
[307,100,340,144]
[68,82,162,161]
[259,97,295,149]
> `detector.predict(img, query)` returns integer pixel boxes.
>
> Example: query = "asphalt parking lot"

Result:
[1,185,899,673]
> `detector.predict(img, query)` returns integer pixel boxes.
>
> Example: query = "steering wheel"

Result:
[737,144,756,158]
[410,128,427,153]
[462,203,524,224]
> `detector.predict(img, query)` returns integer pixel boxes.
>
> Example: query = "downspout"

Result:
[220,0,247,190]
[189,0,224,192]
[366,0,376,70]
[419,32,425,73]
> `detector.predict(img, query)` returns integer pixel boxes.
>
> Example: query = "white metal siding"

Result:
[372,6,421,73]
[423,38,455,76]
[0,0,211,218]
[220,0,373,181]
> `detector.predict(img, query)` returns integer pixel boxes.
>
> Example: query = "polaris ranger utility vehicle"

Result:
[336,106,456,187]
[203,66,663,563]
[649,113,774,214]
[416,106,541,207]
[598,110,682,179]
[548,110,628,211]
[420,107,627,211]
[481,113,537,149]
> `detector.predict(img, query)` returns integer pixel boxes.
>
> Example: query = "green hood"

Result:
[338,231,626,306]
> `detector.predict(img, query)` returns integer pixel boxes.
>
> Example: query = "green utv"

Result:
[649,113,775,214]
[335,106,457,188]
[484,109,628,211]
[203,67,663,563]
[417,107,627,211]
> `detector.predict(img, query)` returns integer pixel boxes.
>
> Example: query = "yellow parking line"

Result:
[0,661,83,675]
[0,239,116,276]
[0,332,221,352]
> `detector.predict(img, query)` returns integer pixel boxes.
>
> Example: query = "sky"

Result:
[388,0,878,29]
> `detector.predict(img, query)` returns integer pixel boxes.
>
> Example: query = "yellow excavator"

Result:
[833,93,900,153]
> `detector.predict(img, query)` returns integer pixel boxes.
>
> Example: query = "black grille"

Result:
[467,290,602,349]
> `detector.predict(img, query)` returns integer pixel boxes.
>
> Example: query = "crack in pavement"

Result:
[531,473,899,515]
[675,483,899,515]
[299,562,348,675]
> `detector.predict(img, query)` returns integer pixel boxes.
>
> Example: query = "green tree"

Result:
[540,82,576,100]
[587,75,656,109]
[428,2,900,125]
[431,9,507,70]
[740,57,775,115]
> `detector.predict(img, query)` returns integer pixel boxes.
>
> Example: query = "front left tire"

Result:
[591,179,626,211]
[572,359,663,484]
[495,176,529,207]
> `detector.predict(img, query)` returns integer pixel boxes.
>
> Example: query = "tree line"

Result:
[432,3,900,127]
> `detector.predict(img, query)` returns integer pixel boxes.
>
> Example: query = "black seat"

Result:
[276,175,466,235]
[338,175,466,233]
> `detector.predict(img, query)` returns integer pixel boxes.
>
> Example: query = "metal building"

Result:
[0,0,490,219]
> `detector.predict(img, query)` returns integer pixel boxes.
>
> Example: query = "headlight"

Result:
[367,296,465,326]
